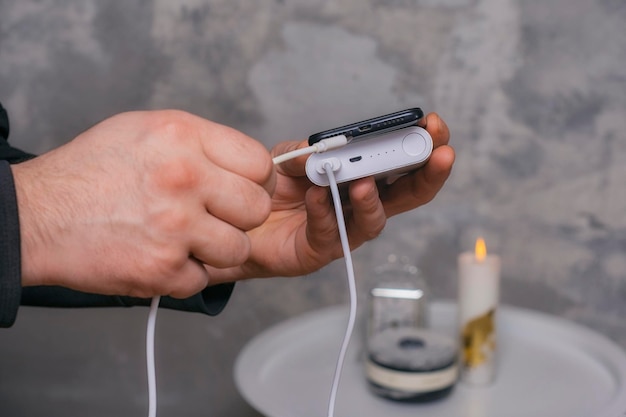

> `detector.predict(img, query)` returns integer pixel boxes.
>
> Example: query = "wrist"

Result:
[11,160,56,287]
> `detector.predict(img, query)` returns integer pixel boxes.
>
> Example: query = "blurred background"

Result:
[1,0,626,416]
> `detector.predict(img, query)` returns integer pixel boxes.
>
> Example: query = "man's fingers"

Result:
[303,185,342,256]
[346,177,387,245]
[195,117,276,189]
[166,259,210,299]
[188,215,252,268]
[202,164,273,231]
[382,144,455,217]
[423,112,451,148]
[271,140,310,177]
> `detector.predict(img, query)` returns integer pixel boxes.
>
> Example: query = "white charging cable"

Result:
[274,138,356,417]
[144,134,351,417]
[146,295,160,417]
[321,161,357,417]
[271,135,349,165]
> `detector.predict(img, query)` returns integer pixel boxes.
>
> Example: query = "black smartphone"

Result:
[308,107,425,145]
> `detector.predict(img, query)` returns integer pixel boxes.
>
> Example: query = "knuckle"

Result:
[144,110,196,146]
[363,193,382,214]
[219,230,250,266]
[357,186,383,217]
[169,268,207,299]
[236,183,272,230]
[195,226,250,269]
[155,110,193,134]
[252,192,273,225]
[245,141,275,186]
[140,245,186,278]
[364,218,386,240]
[151,157,200,192]
[156,247,187,272]
[125,249,186,297]
[139,111,203,192]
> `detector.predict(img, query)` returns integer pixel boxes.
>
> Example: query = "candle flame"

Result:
[475,237,487,261]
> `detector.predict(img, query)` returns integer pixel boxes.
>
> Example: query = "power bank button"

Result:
[402,132,427,156]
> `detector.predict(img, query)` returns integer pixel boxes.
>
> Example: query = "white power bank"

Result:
[305,126,433,186]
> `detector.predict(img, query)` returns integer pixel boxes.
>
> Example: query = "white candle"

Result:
[457,237,500,386]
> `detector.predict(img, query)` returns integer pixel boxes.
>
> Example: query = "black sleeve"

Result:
[0,160,22,327]
[0,102,234,327]
[0,104,34,164]
[21,283,235,316]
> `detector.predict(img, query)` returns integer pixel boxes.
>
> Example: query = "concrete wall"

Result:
[1,0,626,415]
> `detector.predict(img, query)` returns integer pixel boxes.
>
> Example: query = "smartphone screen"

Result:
[308,107,425,145]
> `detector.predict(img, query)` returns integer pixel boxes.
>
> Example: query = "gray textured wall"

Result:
[1,0,626,416]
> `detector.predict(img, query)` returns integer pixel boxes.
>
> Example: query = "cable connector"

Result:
[313,135,349,153]
[272,134,349,165]
[316,157,342,174]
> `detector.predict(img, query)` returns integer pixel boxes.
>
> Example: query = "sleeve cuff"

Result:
[21,283,235,317]
[0,160,22,327]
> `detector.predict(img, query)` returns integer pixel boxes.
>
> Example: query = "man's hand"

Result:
[207,112,454,283]
[12,110,276,298]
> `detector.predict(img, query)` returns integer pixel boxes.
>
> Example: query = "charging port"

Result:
[358,124,372,132]
[349,156,362,163]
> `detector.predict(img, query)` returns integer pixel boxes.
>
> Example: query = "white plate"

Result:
[234,301,626,417]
